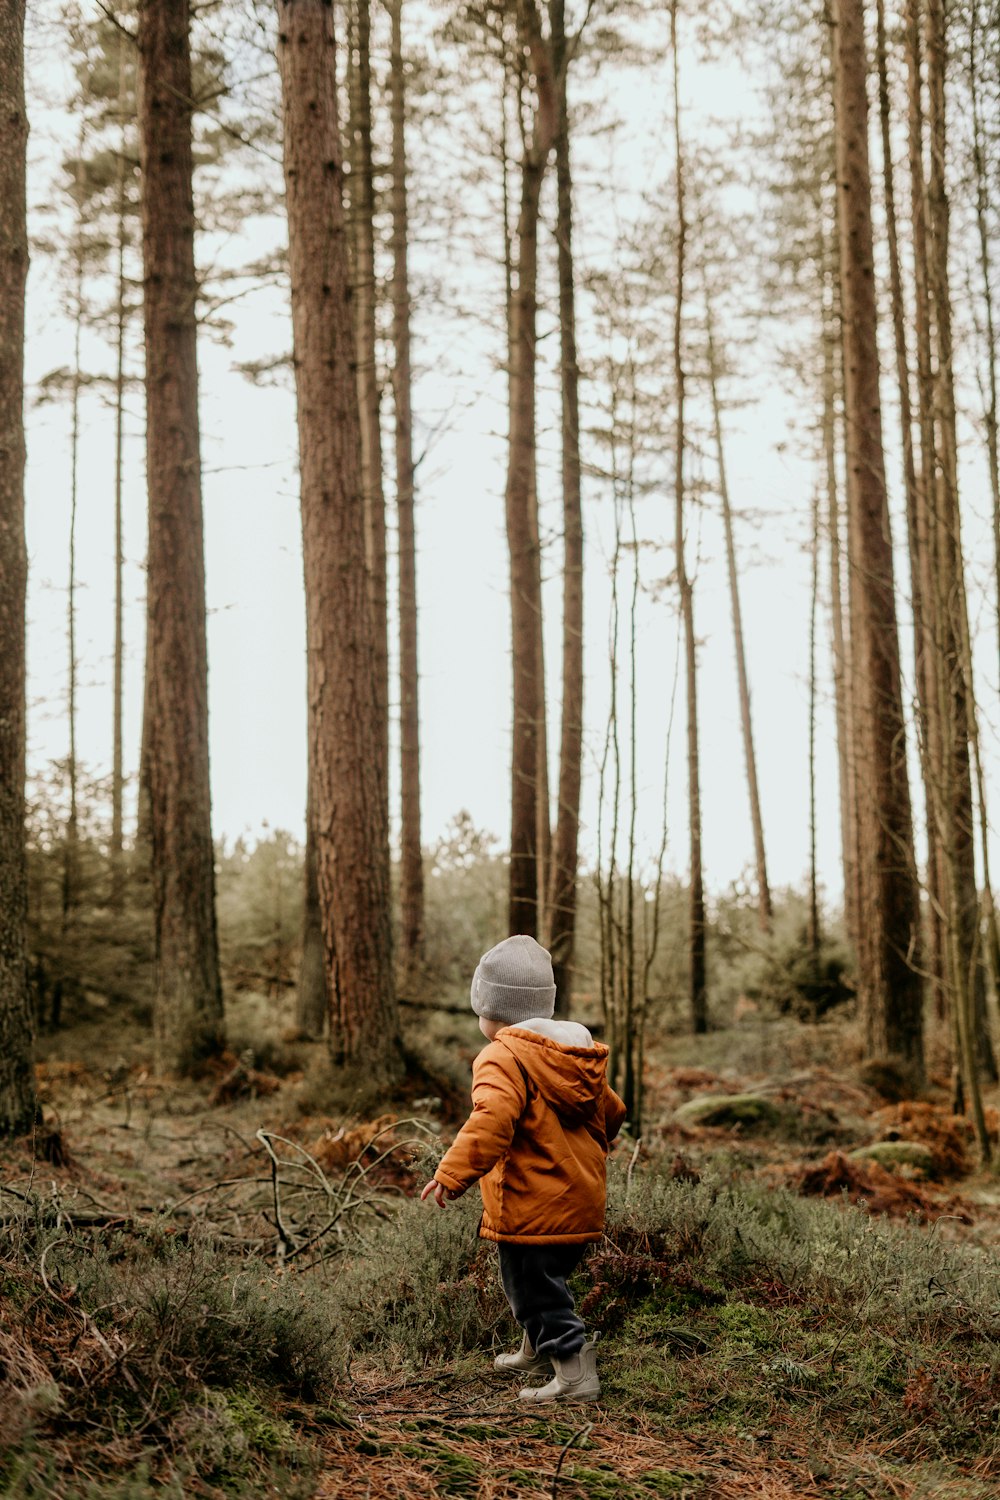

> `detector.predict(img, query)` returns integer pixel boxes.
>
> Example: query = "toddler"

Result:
[421,935,627,1402]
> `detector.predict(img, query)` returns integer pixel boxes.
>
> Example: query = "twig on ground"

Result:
[256,1129,298,1268]
[551,1422,593,1500]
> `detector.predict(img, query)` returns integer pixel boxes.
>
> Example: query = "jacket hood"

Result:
[496,1023,609,1126]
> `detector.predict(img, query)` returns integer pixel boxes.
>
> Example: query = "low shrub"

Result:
[0,1222,335,1497]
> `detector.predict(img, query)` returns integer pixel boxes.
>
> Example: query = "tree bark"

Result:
[389,0,424,983]
[964,1,1000,692]
[904,0,948,1016]
[111,27,128,908]
[808,479,821,962]
[831,0,924,1082]
[64,145,85,928]
[822,256,859,962]
[545,0,583,1016]
[923,0,997,1089]
[0,0,36,1134]
[347,0,390,865]
[670,0,706,1034]
[297,791,327,1038]
[505,0,556,938]
[705,299,771,933]
[876,0,944,1009]
[276,0,400,1081]
[137,0,224,1074]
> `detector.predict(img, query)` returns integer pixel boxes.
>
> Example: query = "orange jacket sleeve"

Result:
[432,1045,528,1196]
[604,1083,628,1143]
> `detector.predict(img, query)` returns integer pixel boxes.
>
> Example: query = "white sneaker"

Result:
[494,1332,554,1378]
[518,1336,600,1403]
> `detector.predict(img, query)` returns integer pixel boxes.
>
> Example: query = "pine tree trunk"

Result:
[111,28,128,909]
[137,0,224,1074]
[348,0,390,862]
[546,0,583,1016]
[924,0,998,1087]
[389,0,424,982]
[276,0,400,1081]
[670,0,706,1034]
[876,0,944,1011]
[831,0,924,1082]
[64,145,86,928]
[297,791,327,1038]
[967,4,1000,686]
[822,261,859,961]
[0,0,36,1135]
[808,481,821,962]
[904,0,948,1016]
[705,300,771,932]
[505,1,556,939]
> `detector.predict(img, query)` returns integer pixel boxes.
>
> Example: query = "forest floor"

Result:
[3,996,1000,1498]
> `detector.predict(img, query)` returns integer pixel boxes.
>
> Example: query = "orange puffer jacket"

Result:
[432,1021,628,1245]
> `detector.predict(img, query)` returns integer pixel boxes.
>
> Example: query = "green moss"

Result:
[522,1419,593,1445]
[565,1465,700,1499]
[307,1402,355,1430]
[712,1301,774,1350]
[221,1389,296,1456]
[644,1470,701,1495]
[608,1351,681,1401]
[850,1141,936,1175]
[452,1421,516,1440]
[503,1470,544,1490]
[433,1449,483,1496]
[398,1440,483,1496]
[568,1463,632,1498]
[673,1094,791,1131]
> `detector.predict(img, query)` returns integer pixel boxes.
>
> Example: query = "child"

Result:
[421,934,627,1403]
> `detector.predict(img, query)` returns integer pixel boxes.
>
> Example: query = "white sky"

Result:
[19,1,1000,912]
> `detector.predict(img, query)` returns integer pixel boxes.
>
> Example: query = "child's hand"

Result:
[420,1178,452,1208]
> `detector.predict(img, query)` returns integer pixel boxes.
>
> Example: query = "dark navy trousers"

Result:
[497,1242,587,1360]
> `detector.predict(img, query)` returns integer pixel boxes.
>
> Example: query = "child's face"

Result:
[479,1016,506,1042]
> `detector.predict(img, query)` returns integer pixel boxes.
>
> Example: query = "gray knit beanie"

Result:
[470,935,557,1024]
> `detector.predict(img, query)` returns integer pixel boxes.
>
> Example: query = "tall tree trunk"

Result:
[808,480,821,962]
[822,257,859,961]
[546,0,583,1015]
[296,791,327,1037]
[276,0,400,1081]
[670,0,706,1034]
[876,0,944,1011]
[347,0,390,864]
[966,1,1000,689]
[904,0,948,1017]
[0,0,36,1135]
[831,0,924,1082]
[924,0,998,1090]
[505,1,556,938]
[64,144,86,927]
[111,28,128,909]
[705,299,771,932]
[389,0,424,984]
[137,0,224,1074]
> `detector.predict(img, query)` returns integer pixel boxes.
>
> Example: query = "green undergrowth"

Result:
[4,1157,1000,1494]
[0,1219,341,1498]
[596,1171,1000,1475]
[328,1160,1000,1484]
